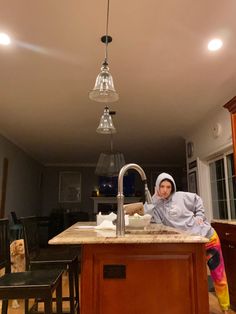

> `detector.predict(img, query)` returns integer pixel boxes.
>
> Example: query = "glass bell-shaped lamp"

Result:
[95,152,125,176]
[95,133,125,176]
[96,106,116,134]
[89,61,119,103]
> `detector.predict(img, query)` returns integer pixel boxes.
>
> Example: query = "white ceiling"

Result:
[0,0,235,166]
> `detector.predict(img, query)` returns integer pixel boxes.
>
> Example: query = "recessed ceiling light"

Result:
[0,33,11,45]
[208,38,223,51]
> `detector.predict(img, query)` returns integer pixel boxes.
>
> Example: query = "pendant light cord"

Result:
[104,0,110,63]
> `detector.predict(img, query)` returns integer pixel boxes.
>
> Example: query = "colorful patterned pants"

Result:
[205,230,230,311]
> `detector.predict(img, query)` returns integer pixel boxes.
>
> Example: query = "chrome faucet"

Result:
[116,163,153,237]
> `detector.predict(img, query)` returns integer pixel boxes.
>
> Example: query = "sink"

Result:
[125,229,179,235]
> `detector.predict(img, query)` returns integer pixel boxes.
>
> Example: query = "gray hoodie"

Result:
[145,172,214,238]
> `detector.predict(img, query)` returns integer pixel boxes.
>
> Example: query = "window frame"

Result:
[208,150,233,220]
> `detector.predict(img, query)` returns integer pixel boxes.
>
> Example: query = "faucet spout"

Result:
[144,184,152,204]
[116,163,152,237]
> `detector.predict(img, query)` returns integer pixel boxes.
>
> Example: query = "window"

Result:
[209,152,236,219]
[227,154,236,219]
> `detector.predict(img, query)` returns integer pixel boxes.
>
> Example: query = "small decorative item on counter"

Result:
[128,213,152,229]
[96,212,129,228]
[96,212,117,225]
[123,202,144,216]
[95,220,116,230]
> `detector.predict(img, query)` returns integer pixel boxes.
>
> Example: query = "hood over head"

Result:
[155,172,176,194]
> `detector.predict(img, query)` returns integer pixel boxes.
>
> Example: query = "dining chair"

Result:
[0,218,63,314]
[21,216,80,314]
[9,211,23,240]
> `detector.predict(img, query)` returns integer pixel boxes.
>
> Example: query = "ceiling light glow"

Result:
[208,38,223,51]
[0,33,11,45]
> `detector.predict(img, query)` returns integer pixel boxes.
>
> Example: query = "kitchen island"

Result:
[49,222,209,314]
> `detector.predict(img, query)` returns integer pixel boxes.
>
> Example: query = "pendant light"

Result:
[96,106,116,134]
[95,133,125,176]
[89,0,119,103]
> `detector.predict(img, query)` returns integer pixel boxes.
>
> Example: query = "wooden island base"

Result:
[81,243,209,314]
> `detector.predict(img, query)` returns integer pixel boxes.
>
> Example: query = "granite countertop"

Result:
[49,222,208,245]
[212,219,236,225]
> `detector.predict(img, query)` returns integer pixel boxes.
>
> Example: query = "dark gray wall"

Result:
[41,166,98,217]
[0,134,43,221]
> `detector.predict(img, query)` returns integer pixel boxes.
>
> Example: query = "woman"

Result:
[145,172,230,314]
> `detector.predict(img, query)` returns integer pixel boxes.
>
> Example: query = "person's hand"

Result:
[195,216,204,225]
[123,202,144,215]
[154,187,160,197]
[154,187,164,200]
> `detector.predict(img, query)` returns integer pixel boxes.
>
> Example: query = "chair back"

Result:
[10,211,20,224]
[0,218,11,273]
[21,216,40,269]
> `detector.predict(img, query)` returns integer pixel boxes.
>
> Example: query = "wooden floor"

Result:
[0,274,235,313]
[208,293,235,314]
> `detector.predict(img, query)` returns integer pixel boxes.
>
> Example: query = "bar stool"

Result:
[0,218,63,314]
[21,216,80,314]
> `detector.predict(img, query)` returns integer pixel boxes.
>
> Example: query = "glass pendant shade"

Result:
[89,62,119,103]
[96,107,116,134]
[95,152,125,176]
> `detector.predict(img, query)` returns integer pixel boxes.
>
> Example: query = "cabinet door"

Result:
[224,96,236,174]
[212,223,236,243]
[81,243,209,314]
[221,241,236,310]
[212,222,236,311]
